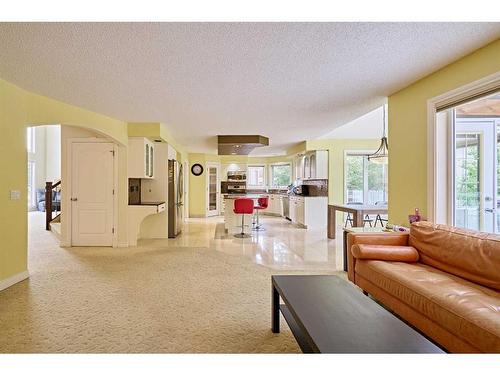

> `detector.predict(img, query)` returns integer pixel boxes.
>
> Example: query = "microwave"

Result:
[227,171,246,182]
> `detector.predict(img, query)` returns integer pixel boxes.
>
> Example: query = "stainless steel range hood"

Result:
[217,135,269,155]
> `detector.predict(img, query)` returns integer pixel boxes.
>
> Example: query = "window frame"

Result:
[247,164,266,188]
[344,151,388,205]
[27,160,36,210]
[269,162,292,188]
[27,127,35,153]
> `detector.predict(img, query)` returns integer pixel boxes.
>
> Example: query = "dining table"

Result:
[327,203,388,239]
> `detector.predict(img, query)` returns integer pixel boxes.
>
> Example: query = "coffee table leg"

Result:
[272,284,280,333]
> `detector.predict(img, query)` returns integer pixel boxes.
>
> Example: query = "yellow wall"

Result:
[188,153,208,217]
[286,141,307,156]
[28,91,128,145]
[388,39,500,225]
[0,80,29,282]
[1,78,129,284]
[128,122,162,139]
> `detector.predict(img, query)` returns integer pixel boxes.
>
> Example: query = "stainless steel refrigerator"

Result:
[168,160,184,238]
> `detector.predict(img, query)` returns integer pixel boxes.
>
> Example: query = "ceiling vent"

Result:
[217,135,269,155]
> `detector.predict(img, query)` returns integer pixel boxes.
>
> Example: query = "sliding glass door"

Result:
[454,119,498,233]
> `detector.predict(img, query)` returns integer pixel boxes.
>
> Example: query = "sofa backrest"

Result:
[409,221,500,291]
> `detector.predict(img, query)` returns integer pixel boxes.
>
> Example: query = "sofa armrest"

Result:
[351,244,419,262]
[346,232,409,282]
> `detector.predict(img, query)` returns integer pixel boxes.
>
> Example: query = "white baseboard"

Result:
[117,241,129,248]
[0,270,30,292]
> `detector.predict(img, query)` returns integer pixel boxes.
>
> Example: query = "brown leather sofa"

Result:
[347,221,500,353]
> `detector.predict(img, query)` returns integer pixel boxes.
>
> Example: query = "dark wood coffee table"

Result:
[272,275,444,353]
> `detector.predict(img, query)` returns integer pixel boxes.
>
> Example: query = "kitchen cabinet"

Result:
[288,196,327,229]
[295,196,305,225]
[303,155,311,180]
[293,151,328,180]
[294,155,305,180]
[304,150,328,180]
[289,196,297,222]
[289,196,303,223]
[310,150,328,179]
[128,137,155,179]
[264,194,283,216]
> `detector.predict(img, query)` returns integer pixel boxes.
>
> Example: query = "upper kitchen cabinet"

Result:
[307,150,328,179]
[128,137,155,179]
[294,155,305,180]
[294,150,328,180]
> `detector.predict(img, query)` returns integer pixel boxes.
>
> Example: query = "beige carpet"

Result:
[0,213,344,353]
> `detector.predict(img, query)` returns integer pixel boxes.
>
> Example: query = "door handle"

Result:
[70,198,78,201]
[485,208,495,213]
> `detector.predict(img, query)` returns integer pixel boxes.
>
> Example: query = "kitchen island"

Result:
[223,194,269,234]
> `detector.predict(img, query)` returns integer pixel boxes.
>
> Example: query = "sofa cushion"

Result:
[409,221,500,291]
[352,244,419,262]
[355,260,500,353]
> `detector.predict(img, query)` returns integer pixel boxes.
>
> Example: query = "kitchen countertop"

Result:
[223,194,327,199]
[289,195,328,198]
[128,201,166,206]
[223,194,270,199]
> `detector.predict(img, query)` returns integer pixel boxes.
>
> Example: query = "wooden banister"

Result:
[45,180,61,230]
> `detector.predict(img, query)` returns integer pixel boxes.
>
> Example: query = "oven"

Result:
[227,183,247,194]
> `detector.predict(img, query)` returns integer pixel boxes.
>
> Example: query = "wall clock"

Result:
[191,163,204,176]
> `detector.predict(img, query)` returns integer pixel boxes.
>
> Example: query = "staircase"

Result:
[45,180,61,235]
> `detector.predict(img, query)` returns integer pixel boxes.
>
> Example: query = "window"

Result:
[27,127,35,153]
[270,163,291,187]
[247,166,265,187]
[345,153,388,204]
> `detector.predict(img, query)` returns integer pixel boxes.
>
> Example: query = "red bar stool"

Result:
[233,198,255,238]
[253,196,269,231]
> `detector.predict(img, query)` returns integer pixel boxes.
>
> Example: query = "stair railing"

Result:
[45,180,61,230]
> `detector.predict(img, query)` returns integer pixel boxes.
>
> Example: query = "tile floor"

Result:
[139,215,344,271]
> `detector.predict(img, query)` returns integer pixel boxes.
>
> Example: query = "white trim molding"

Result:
[0,270,30,292]
[426,71,500,223]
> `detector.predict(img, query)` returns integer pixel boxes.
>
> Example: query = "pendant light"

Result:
[368,105,389,164]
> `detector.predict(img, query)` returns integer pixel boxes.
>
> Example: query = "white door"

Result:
[454,120,497,233]
[206,163,219,217]
[71,142,115,246]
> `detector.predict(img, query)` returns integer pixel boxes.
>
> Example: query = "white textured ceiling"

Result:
[0,23,499,154]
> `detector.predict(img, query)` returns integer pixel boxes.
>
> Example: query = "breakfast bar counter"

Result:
[223,194,269,233]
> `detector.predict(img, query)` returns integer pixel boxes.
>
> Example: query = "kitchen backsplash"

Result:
[301,179,328,196]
